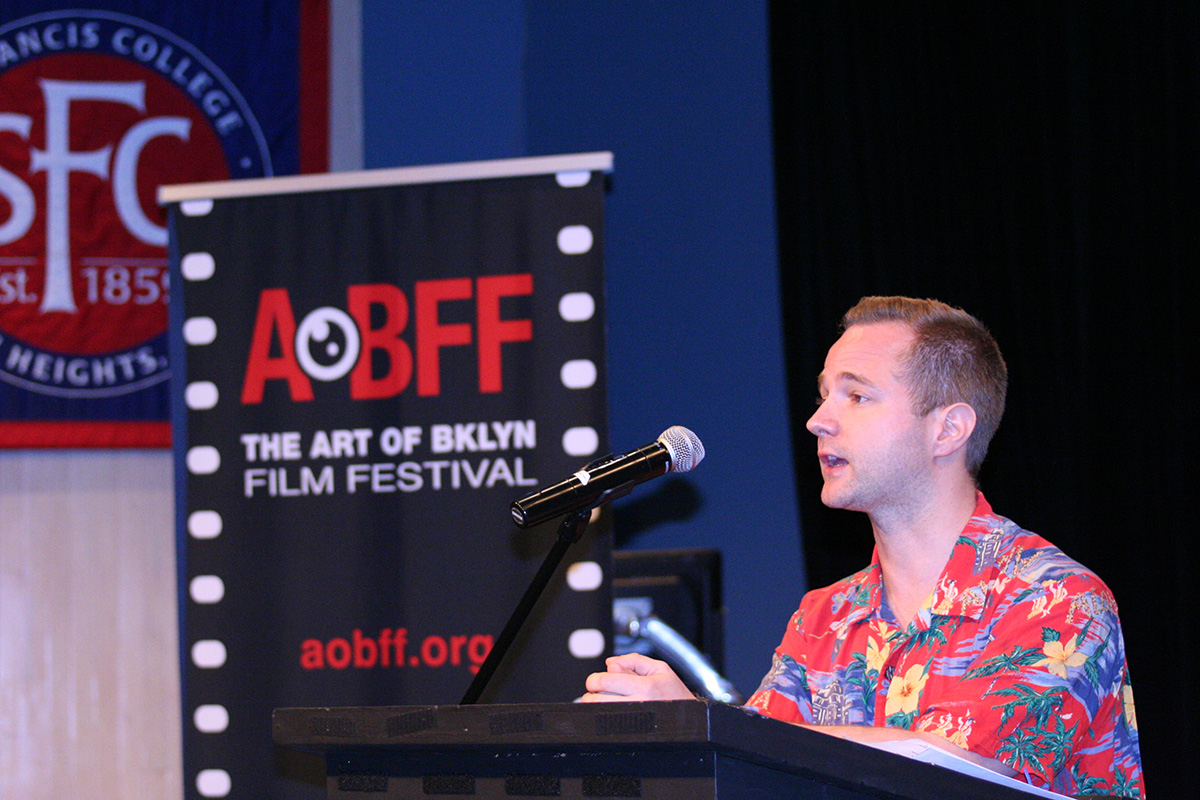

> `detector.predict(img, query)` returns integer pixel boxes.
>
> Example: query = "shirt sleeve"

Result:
[913,571,1133,790]
[745,604,816,724]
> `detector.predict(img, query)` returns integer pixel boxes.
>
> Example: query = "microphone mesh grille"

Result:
[657,426,705,473]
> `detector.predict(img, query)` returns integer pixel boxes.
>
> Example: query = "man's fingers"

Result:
[579,690,628,703]
[580,653,694,703]
[585,669,646,697]
[604,653,667,676]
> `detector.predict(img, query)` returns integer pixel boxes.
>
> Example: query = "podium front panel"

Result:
[275,701,1049,800]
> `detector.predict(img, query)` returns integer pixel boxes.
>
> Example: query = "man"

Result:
[582,297,1144,796]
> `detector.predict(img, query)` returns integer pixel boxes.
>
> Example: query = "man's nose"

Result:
[807,402,835,437]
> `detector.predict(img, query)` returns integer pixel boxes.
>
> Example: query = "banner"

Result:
[164,153,614,799]
[0,1,321,447]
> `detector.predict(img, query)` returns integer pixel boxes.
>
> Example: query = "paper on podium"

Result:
[863,739,1067,798]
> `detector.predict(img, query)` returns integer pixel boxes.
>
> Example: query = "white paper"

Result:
[863,739,1067,798]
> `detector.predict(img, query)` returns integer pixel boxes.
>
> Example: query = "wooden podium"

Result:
[273,700,1044,799]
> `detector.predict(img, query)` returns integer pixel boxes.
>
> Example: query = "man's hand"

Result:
[579,653,697,702]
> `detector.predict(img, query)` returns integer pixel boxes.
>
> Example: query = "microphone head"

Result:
[657,426,704,473]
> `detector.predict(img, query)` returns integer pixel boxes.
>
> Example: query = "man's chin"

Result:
[820,486,867,513]
[820,487,851,510]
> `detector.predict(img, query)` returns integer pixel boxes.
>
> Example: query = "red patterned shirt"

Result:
[746,493,1144,796]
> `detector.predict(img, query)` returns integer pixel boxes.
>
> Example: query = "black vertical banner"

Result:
[164,154,613,800]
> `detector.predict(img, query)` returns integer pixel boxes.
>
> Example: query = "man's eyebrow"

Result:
[817,370,879,389]
[840,371,879,388]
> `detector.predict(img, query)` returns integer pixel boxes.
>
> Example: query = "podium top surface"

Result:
[273,701,1052,800]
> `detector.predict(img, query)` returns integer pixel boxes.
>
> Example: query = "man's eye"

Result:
[849,393,867,403]
[814,395,826,406]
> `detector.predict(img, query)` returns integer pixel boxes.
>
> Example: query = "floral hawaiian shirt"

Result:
[746,493,1144,796]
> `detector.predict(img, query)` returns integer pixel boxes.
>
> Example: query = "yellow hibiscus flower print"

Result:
[866,636,892,674]
[884,663,929,717]
[1036,633,1088,678]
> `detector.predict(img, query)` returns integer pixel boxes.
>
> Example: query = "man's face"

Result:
[806,322,937,515]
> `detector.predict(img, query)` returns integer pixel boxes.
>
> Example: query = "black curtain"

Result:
[771,4,1196,795]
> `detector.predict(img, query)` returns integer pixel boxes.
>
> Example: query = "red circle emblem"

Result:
[1,51,228,354]
[1,11,270,402]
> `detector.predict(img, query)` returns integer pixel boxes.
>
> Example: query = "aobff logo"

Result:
[0,10,271,398]
[242,276,535,403]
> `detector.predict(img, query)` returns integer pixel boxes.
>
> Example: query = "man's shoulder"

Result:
[799,562,881,618]
[975,514,1117,608]
[807,561,879,594]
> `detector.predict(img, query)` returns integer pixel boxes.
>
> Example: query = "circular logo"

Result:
[0,10,272,398]
[295,308,362,383]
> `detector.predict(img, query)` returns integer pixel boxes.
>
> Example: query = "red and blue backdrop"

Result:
[0,0,328,447]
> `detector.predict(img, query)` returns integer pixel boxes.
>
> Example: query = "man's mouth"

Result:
[821,454,848,468]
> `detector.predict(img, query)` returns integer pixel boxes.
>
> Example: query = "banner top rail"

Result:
[158,152,613,204]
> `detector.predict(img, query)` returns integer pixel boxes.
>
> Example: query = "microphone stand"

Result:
[459,506,594,705]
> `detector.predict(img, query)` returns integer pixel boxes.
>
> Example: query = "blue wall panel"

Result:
[361,0,804,696]
[362,1,527,167]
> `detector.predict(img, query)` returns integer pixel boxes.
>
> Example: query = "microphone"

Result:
[510,426,704,528]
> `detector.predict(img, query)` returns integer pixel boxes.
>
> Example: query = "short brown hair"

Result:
[842,296,1008,476]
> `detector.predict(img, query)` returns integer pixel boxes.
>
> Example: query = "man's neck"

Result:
[870,481,979,627]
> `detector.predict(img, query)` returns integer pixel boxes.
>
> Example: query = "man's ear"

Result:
[932,402,977,458]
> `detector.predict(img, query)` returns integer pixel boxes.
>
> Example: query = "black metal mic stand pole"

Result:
[459,506,594,705]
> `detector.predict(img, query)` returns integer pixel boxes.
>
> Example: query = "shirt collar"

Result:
[922,490,1005,621]
[855,491,1003,625]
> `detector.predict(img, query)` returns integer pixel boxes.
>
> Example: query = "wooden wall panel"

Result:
[0,450,180,800]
